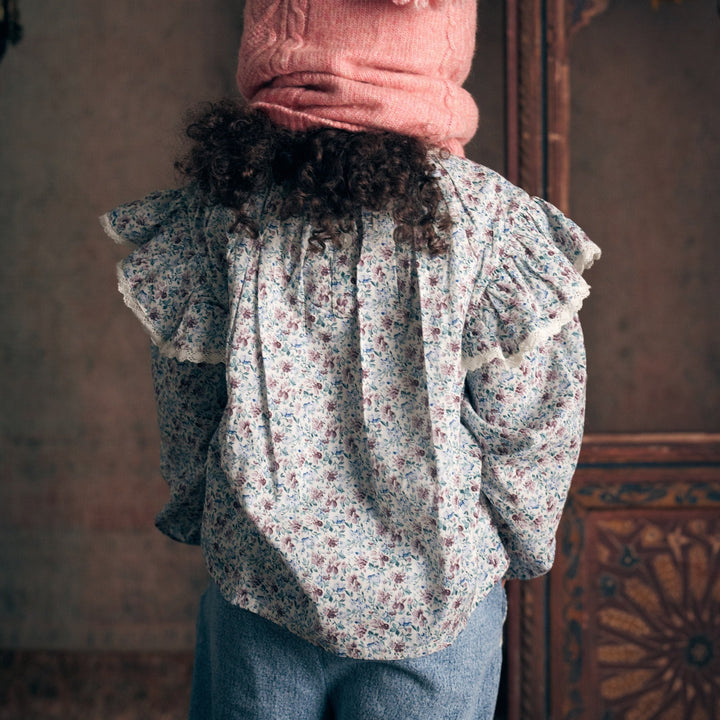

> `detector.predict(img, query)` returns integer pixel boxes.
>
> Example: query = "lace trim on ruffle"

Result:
[461,280,591,372]
[116,263,225,365]
[573,242,601,274]
[100,212,138,248]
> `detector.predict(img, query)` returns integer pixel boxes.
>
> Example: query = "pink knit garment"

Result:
[236,0,478,156]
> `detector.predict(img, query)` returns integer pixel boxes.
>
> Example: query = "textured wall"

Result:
[570,0,720,432]
[0,1,505,651]
[0,0,243,650]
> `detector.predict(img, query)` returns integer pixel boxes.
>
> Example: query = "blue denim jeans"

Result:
[189,580,506,720]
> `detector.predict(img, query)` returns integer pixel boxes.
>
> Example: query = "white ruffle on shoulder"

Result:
[461,193,600,371]
[101,188,231,364]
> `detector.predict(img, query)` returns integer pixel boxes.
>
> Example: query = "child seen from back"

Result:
[102,0,600,717]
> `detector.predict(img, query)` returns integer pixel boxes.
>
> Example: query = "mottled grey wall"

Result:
[570,0,720,432]
[0,1,505,650]
[0,0,243,650]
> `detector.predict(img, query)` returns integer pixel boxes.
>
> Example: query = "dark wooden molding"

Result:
[579,433,720,466]
[567,0,611,37]
[506,0,610,212]
[506,0,544,198]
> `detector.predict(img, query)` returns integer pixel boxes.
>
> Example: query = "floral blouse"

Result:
[101,153,600,660]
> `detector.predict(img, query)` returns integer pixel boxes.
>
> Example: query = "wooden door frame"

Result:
[502,3,610,717]
[505,0,610,212]
[504,5,720,718]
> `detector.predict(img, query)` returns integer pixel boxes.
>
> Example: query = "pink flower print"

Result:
[232,330,250,349]
[412,607,427,626]
[380,404,396,422]
[411,538,426,555]
[411,446,426,460]
[374,335,389,352]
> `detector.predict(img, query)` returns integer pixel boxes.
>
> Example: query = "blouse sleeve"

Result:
[462,319,586,578]
[461,195,600,578]
[151,345,227,544]
[100,187,231,364]
[462,196,600,370]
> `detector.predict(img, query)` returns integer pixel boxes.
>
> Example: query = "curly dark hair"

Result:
[175,100,453,254]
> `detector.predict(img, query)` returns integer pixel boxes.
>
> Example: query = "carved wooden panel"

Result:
[549,438,720,720]
[592,513,720,718]
[503,436,720,720]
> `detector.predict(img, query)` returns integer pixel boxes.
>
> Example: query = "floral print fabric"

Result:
[102,154,600,660]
